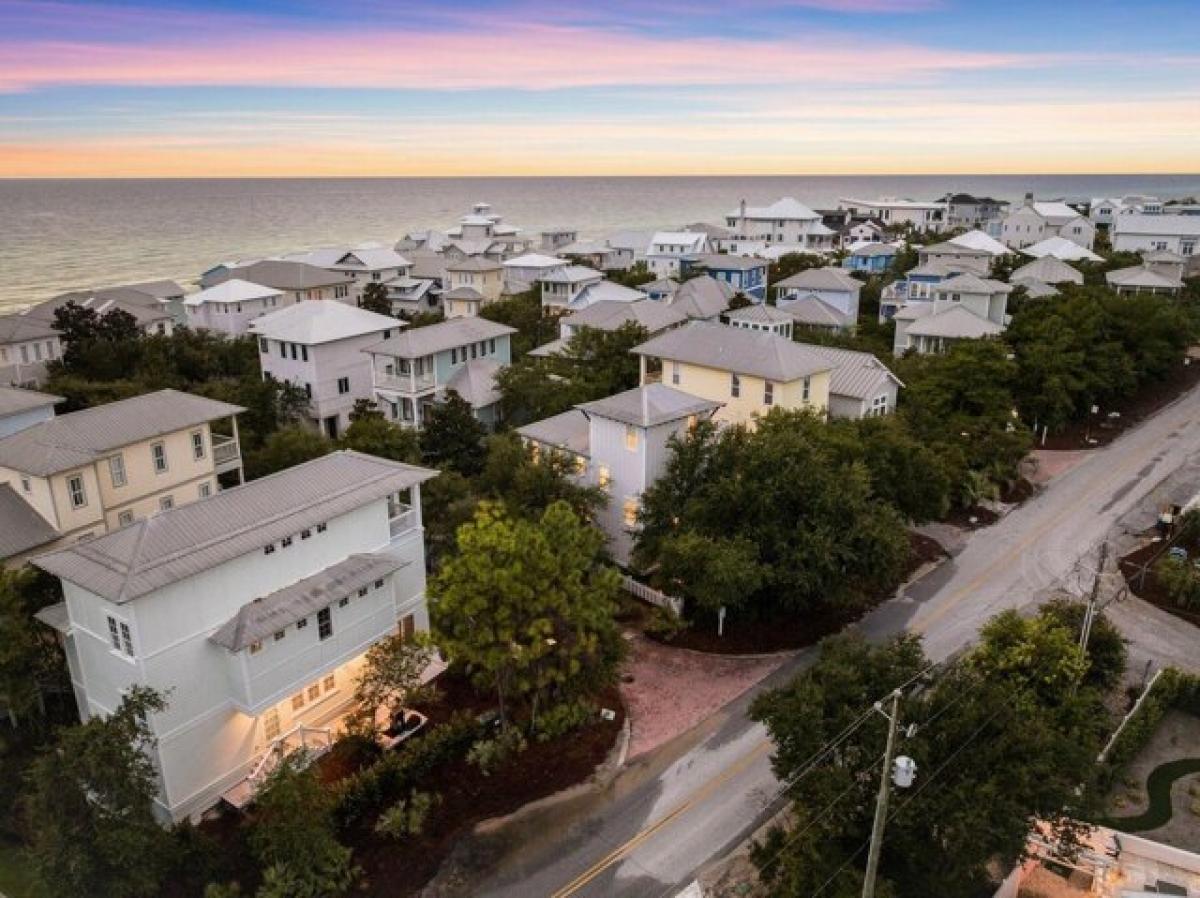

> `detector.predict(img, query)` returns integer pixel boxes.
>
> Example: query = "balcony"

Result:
[375,370,436,394]
[389,505,418,538]
[212,434,242,474]
[221,724,333,810]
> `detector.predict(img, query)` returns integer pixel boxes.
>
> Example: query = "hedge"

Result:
[1098,667,1200,790]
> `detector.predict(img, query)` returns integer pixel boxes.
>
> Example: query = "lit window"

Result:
[623,498,639,527]
[292,693,305,711]
[263,708,281,741]
[151,442,168,473]
[625,426,638,451]
[108,454,127,488]
[598,466,611,490]
[67,474,87,509]
[191,430,205,460]
[249,641,262,655]
[307,683,321,701]
[323,674,336,692]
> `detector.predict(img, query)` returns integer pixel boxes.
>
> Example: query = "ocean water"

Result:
[2,174,1199,313]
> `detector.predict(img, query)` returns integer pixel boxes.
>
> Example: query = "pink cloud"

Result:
[0,23,1057,92]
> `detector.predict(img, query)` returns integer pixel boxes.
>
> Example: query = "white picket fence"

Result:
[622,575,684,618]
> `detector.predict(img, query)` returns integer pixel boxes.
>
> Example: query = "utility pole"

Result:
[862,690,902,898]
[1079,542,1109,655]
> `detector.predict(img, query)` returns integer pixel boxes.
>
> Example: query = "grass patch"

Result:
[1106,757,1200,832]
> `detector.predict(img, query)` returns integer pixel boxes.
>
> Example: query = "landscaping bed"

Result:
[632,531,947,655]
[1119,538,1200,629]
[1038,359,1200,450]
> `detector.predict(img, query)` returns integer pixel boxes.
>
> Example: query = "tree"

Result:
[751,609,1113,898]
[249,755,357,898]
[420,391,487,476]
[430,502,622,729]
[359,282,393,316]
[52,301,143,380]
[655,532,765,616]
[354,633,438,727]
[0,568,68,727]
[607,261,655,289]
[635,410,911,621]
[480,288,555,356]
[476,431,605,522]
[419,469,479,572]
[245,425,331,479]
[338,413,420,463]
[25,687,172,898]
[768,252,825,284]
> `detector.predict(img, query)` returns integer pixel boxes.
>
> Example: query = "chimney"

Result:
[1024,192,1034,207]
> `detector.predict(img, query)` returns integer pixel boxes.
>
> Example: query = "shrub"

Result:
[466,728,527,776]
[644,605,686,641]
[1154,556,1200,609]
[533,700,595,743]
[374,790,442,841]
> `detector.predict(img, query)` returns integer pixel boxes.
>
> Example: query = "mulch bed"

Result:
[943,504,1001,529]
[1118,539,1200,629]
[640,531,949,655]
[1037,360,1200,450]
[166,673,624,898]
[354,678,624,897]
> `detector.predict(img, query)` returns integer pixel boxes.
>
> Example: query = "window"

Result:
[67,474,87,509]
[598,466,611,490]
[623,497,639,527]
[159,495,174,511]
[470,343,478,359]
[274,630,286,642]
[489,339,496,353]
[374,579,384,589]
[249,640,262,655]
[337,377,350,395]
[451,348,458,364]
[317,607,332,640]
[107,616,121,651]
[316,523,327,533]
[296,617,308,629]
[307,683,321,701]
[730,373,740,398]
[802,376,811,402]
[625,426,639,451]
[191,430,205,460]
[301,528,311,539]
[339,596,349,608]
[106,617,134,657]
[108,454,127,488]
[323,674,336,692]
[151,442,167,473]
[259,337,269,353]
[199,482,212,498]
[291,693,305,711]
[870,394,889,416]
[304,383,313,399]
[279,341,287,358]
[301,346,308,362]
[671,361,681,385]
[289,344,297,360]
[118,510,134,526]
[764,381,774,406]
[20,476,30,493]
[263,708,281,741]
[357,586,368,598]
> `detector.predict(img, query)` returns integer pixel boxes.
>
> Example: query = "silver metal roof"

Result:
[577,384,721,428]
[0,385,62,418]
[0,389,244,477]
[632,321,834,382]
[517,409,591,457]
[800,344,903,400]
[363,317,515,359]
[906,306,1003,339]
[0,483,58,558]
[210,553,406,651]
[34,450,436,603]
[564,299,687,334]
[776,267,861,293]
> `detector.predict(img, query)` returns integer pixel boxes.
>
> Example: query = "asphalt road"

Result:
[459,382,1200,898]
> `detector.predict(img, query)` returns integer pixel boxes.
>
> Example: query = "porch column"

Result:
[231,414,244,484]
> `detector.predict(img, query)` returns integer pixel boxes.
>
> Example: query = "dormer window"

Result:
[263,543,275,555]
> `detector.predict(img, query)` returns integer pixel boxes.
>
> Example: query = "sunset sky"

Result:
[1,0,1198,177]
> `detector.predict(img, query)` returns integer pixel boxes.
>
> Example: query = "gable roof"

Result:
[0,385,61,418]
[569,281,648,309]
[27,288,174,328]
[776,266,861,293]
[905,305,1003,339]
[215,260,353,291]
[726,303,794,325]
[564,299,687,334]
[0,483,58,558]
[445,256,503,273]
[686,254,768,272]
[948,230,1013,256]
[921,241,991,259]
[34,451,436,603]
[211,553,405,652]
[1020,237,1103,262]
[1011,278,1060,299]
[0,314,60,344]
[779,294,854,328]
[851,242,899,258]
[1105,266,1183,290]
[1010,256,1083,286]
[933,272,1013,295]
[801,344,903,399]
[284,246,412,272]
[577,384,721,428]
[668,277,735,320]
[0,390,244,477]
[1112,214,1200,237]
[249,301,402,344]
[364,316,515,359]
[632,321,834,382]
[184,279,283,307]
[540,265,603,285]
[444,358,503,409]
[503,253,566,269]
[442,286,485,301]
[725,197,820,221]
[650,232,707,251]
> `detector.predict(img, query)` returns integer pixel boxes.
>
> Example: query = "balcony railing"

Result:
[222,724,332,809]
[212,434,241,471]
[375,371,436,393]
[389,507,418,537]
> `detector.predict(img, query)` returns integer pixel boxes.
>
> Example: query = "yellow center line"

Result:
[552,396,1195,898]
[551,739,773,897]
